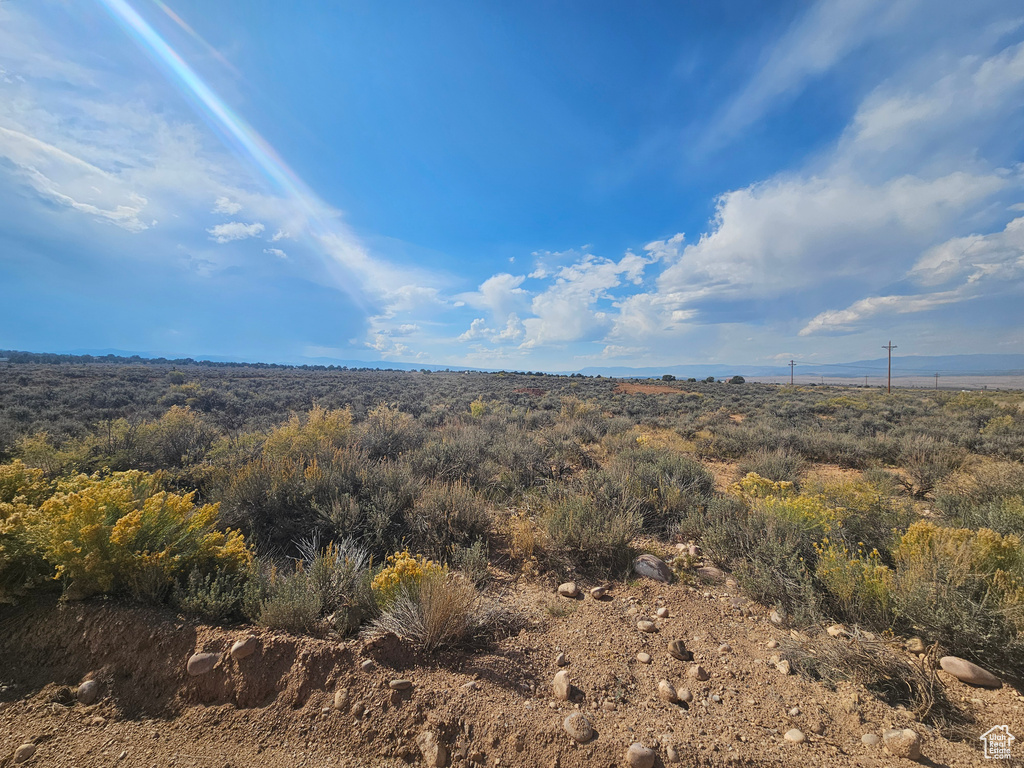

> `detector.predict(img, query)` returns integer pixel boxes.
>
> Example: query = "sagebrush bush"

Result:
[611,446,713,533]
[542,484,640,574]
[739,448,805,484]
[254,567,324,633]
[405,482,489,560]
[172,566,252,623]
[898,434,967,498]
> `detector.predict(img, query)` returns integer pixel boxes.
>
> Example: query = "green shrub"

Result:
[172,566,251,623]
[542,485,640,574]
[739,448,805,485]
[897,435,967,498]
[255,567,324,633]
[406,482,489,560]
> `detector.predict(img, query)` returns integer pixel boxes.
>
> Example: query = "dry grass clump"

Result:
[780,631,968,733]
[364,573,479,652]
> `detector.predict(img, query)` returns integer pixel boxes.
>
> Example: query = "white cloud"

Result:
[207,221,265,243]
[270,229,290,241]
[799,290,965,335]
[213,196,242,214]
[457,273,529,319]
[458,314,524,344]
[263,247,287,259]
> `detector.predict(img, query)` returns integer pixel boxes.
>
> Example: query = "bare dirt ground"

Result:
[3,567,1021,768]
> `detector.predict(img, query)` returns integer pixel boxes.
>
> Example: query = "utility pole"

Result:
[864,375,868,387]
[934,372,939,390]
[882,341,897,393]
[789,360,796,385]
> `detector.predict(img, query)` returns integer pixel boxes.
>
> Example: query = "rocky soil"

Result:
[2,565,1021,768]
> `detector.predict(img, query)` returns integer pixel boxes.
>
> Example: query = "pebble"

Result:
[351,701,365,719]
[711,694,721,703]
[230,636,258,660]
[186,652,219,677]
[555,652,568,667]
[13,744,35,764]
[656,607,669,619]
[697,565,726,583]
[625,743,656,768]
[688,665,709,681]
[667,640,692,661]
[939,656,1002,688]
[657,679,678,703]
[789,706,800,717]
[862,733,880,746]
[718,643,732,654]
[77,679,99,705]
[666,744,680,763]
[333,688,350,710]
[416,731,448,768]
[776,660,792,675]
[360,659,375,672]
[882,728,922,761]
[557,582,579,598]
[462,681,479,691]
[676,688,693,703]
[553,670,571,701]
[826,624,848,637]
[906,637,926,654]
[563,712,594,743]
[637,620,657,633]
[633,554,672,583]
[766,639,779,649]
[590,586,607,599]
[769,610,786,626]
[784,729,806,744]
[637,652,652,664]
[389,679,413,691]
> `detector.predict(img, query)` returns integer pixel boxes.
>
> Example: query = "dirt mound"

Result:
[1,576,1016,767]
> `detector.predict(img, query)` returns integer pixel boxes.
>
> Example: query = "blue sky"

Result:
[1,0,1022,370]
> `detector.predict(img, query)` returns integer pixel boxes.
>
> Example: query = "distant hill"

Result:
[3,349,1023,379]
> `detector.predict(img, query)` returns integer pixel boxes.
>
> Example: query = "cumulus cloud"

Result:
[457,273,529,319]
[207,221,265,243]
[263,247,287,259]
[212,196,242,214]
[458,314,524,344]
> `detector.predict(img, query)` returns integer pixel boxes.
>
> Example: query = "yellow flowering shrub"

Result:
[370,550,444,609]
[0,461,54,598]
[38,470,251,599]
[814,537,894,624]
[730,472,795,500]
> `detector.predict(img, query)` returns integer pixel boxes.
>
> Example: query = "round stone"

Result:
[13,744,36,764]
[718,643,732,654]
[76,679,99,705]
[862,733,880,746]
[359,659,375,672]
[939,656,1001,688]
[552,670,571,701]
[826,624,848,637]
[186,652,219,677]
[555,652,567,666]
[656,606,669,618]
[676,687,693,703]
[657,679,678,703]
[333,688,350,710]
[557,581,579,598]
[883,728,922,761]
[563,712,594,743]
[633,554,672,583]
[906,637,926,654]
[784,729,806,744]
[697,565,726,582]
[776,660,792,675]
[590,586,607,599]
[687,665,709,681]
[388,679,413,690]
[636,652,652,664]
[625,742,656,768]
[230,636,258,660]
[637,620,657,633]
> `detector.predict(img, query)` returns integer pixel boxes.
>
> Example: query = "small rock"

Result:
[230,636,258,660]
[667,640,692,661]
[862,733,880,746]
[562,712,594,743]
[389,679,413,690]
[360,659,375,672]
[656,607,669,619]
[939,656,1002,688]
[776,660,792,676]
[767,639,779,649]
[13,744,36,764]
[826,624,848,638]
[118,750,128,760]
[688,544,701,557]
[725,578,739,589]
[557,582,579,598]
[688,665,709,681]
[186,652,219,677]
[590,586,607,599]
[718,643,732,654]
[417,730,448,767]
[462,681,479,691]
[76,679,99,705]
[882,728,921,761]
[351,701,365,719]
[711,694,721,703]
[333,688,350,710]
[625,742,656,768]
[657,679,678,703]
[636,652,652,664]
[676,688,693,703]
[784,729,806,744]
[788,706,800,717]
[770,610,786,626]
[666,744,680,763]
[637,620,657,633]
[634,554,673,582]
[555,652,568,667]
[696,565,726,582]
[906,637,926,654]
[553,670,572,701]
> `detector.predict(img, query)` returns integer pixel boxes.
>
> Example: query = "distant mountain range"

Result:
[3,349,1023,379]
